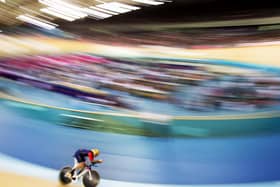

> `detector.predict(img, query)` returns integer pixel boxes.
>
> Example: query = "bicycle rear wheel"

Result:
[59,166,72,185]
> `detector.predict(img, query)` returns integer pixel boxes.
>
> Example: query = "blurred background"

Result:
[1,0,280,187]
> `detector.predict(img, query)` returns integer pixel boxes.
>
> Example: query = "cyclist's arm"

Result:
[92,159,103,164]
[88,152,94,162]
[88,152,103,163]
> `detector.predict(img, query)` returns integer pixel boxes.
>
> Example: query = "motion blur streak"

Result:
[1,153,280,187]
[1,1,280,187]
[1,102,280,184]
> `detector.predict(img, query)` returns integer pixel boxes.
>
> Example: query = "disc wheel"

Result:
[82,170,100,187]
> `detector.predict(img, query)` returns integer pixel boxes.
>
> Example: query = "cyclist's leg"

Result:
[71,158,78,176]
[72,156,85,177]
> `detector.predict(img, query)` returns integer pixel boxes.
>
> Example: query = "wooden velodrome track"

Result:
[1,36,280,68]
[0,172,77,187]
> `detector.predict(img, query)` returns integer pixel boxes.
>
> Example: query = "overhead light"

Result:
[95,0,105,3]
[39,0,87,18]
[39,0,88,19]
[0,0,5,3]
[39,0,81,11]
[52,7,87,19]
[157,0,172,2]
[110,2,140,10]
[83,8,112,19]
[24,14,58,26]
[40,8,76,21]
[96,2,140,14]
[132,0,164,5]
[16,15,57,30]
[47,7,86,19]
[90,6,119,15]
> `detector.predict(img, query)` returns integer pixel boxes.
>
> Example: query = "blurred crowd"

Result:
[1,54,280,112]
[67,24,280,49]
[180,75,280,111]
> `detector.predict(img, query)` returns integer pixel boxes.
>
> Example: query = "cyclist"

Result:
[70,148,103,180]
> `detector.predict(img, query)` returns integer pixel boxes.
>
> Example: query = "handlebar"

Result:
[85,161,100,169]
